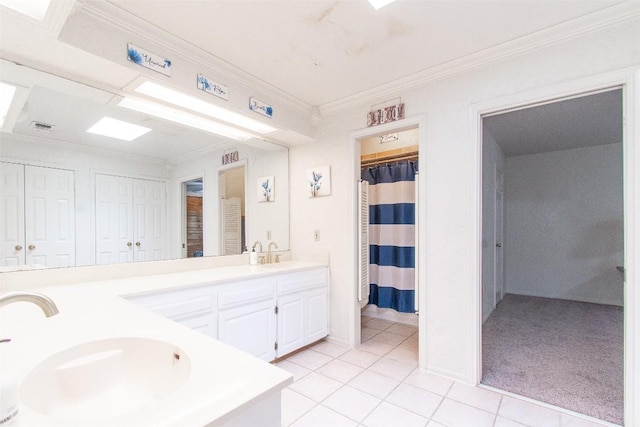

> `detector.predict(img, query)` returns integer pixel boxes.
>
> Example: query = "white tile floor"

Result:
[276,317,616,427]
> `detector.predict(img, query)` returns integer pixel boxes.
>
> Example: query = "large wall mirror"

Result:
[0,61,289,271]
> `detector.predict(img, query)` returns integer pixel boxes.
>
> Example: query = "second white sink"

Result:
[20,337,191,423]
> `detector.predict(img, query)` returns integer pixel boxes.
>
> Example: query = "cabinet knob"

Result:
[127,242,133,247]
[28,244,36,251]
[14,245,23,251]
[135,242,141,247]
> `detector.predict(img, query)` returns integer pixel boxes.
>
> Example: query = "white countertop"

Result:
[0,260,328,426]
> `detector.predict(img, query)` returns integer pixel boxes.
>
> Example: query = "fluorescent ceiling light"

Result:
[368,0,395,10]
[0,82,16,127]
[87,117,151,141]
[0,0,51,20]
[119,97,255,141]
[134,81,276,134]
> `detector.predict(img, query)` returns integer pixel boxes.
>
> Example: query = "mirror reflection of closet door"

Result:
[95,174,166,265]
[218,164,245,255]
[1,162,75,268]
[221,197,241,255]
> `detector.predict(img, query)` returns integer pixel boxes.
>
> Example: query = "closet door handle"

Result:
[14,245,23,251]
[28,244,36,251]
[127,242,133,247]
[496,243,502,248]
[135,242,141,247]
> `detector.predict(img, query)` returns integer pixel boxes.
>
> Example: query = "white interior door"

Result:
[358,180,370,308]
[494,168,505,303]
[95,174,133,265]
[24,165,75,268]
[133,179,166,262]
[221,197,241,255]
[0,162,25,266]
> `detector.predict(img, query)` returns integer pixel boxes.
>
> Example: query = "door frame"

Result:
[348,114,428,368]
[180,176,204,258]
[470,67,639,424]
[175,172,205,258]
[493,165,504,305]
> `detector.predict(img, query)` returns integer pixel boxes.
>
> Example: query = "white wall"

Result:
[168,145,289,259]
[290,17,639,381]
[481,128,506,321]
[505,143,623,306]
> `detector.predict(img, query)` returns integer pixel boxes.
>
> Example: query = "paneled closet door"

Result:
[132,179,166,262]
[0,162,26,267]
[24,165,75,268]
[95,174,134,265]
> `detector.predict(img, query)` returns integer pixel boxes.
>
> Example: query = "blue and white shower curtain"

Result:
[361,161,418,313]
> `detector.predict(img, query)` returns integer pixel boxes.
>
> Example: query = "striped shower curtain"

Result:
[361,161,418,313]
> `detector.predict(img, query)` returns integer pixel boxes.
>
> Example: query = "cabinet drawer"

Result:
[277,268,327,296]
[218,278,275,310]
[129,287,216,319]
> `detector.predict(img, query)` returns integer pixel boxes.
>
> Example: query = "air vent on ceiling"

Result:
[29,121,54,132]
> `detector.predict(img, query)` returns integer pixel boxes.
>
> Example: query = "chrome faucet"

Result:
[267,241,278,264]
[0,291,59,317]
[252,241,263,253]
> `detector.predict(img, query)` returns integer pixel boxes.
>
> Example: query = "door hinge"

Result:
[274,305,279,315]
[275,342,278,351]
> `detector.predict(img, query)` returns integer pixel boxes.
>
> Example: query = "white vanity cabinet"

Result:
[276,268,328,357]
[128,285,217,338]
[126,266,329,362]
[217,278,277,362]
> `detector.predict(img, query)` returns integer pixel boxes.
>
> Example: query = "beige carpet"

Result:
[482,294,623,425]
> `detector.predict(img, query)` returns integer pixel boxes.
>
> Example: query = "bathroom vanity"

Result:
[0,257,328,426]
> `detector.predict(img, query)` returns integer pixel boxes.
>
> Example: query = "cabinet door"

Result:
[306,287,329,343]
[133,179,166,262]
[95,174,134,265]
[276,293,305,357]
[0,162,25,266]
[24,165,75,268]
[276,268,329,358]
[218,299,276,362]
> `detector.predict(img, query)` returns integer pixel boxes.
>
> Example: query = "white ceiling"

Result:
[107,0,624,107]
[0,0,633,160]
[484,89,623,157]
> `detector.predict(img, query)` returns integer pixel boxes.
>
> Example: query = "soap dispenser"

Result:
[249,248,258,265]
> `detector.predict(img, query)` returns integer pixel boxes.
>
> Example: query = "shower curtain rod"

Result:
[360,150,418,167]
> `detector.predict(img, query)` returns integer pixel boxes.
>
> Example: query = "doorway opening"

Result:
[353,124,423,370]
[480,88,624,424]
[182,177,203,258]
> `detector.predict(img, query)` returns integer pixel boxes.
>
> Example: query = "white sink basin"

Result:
[20,337,191,423]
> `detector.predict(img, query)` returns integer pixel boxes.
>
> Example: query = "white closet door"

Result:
[221,197,241,255]
[95,174,134,265]
[0,162,25,266]
[24,165,75,268]
[358,180,370,308]
[133,179,166,262]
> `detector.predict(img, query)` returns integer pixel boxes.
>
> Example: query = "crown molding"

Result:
[79,0,312,115]
[319,2,640,116]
